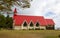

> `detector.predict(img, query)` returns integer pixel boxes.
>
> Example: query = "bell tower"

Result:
[14,8,17,15]
[13,8,17,29]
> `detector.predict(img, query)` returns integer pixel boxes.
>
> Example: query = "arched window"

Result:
[36,22,39,27]
[30,22,34,27]
[23,21,27,27]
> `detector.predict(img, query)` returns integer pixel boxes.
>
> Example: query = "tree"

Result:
[0,14,6,29]
[0,0,32,12]
[0,14,13,29]
[5,15,13,29]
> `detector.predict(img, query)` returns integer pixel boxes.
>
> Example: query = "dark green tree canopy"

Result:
[0,14,6,28]
[0,14,13,29]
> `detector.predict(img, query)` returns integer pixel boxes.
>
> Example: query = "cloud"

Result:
[44,11,55,17]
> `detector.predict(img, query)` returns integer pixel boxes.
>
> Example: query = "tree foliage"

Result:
[0,14,13,29]
[0,14,6,28]
[5,15,13,29]
[0,0,32,11]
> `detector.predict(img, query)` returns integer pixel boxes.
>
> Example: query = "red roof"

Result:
[45,19,55,25]
[13,15,47,26]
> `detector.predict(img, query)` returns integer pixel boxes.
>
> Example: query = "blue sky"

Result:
[12,0,60,29]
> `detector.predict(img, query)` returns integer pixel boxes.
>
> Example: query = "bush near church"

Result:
[0,14,13,29]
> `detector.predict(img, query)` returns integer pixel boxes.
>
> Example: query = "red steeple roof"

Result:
[14,8,17,13]
[13,8,17,16]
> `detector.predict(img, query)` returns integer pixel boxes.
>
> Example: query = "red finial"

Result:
[14,8,17,13]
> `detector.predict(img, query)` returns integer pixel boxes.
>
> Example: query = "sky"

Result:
[11,0,60,29]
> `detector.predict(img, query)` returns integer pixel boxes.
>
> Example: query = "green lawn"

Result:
[0,30,60,38]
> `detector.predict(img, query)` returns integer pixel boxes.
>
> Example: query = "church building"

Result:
[13,8,55,30]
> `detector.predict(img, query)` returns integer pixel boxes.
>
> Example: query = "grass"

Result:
[0,30,60,38]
